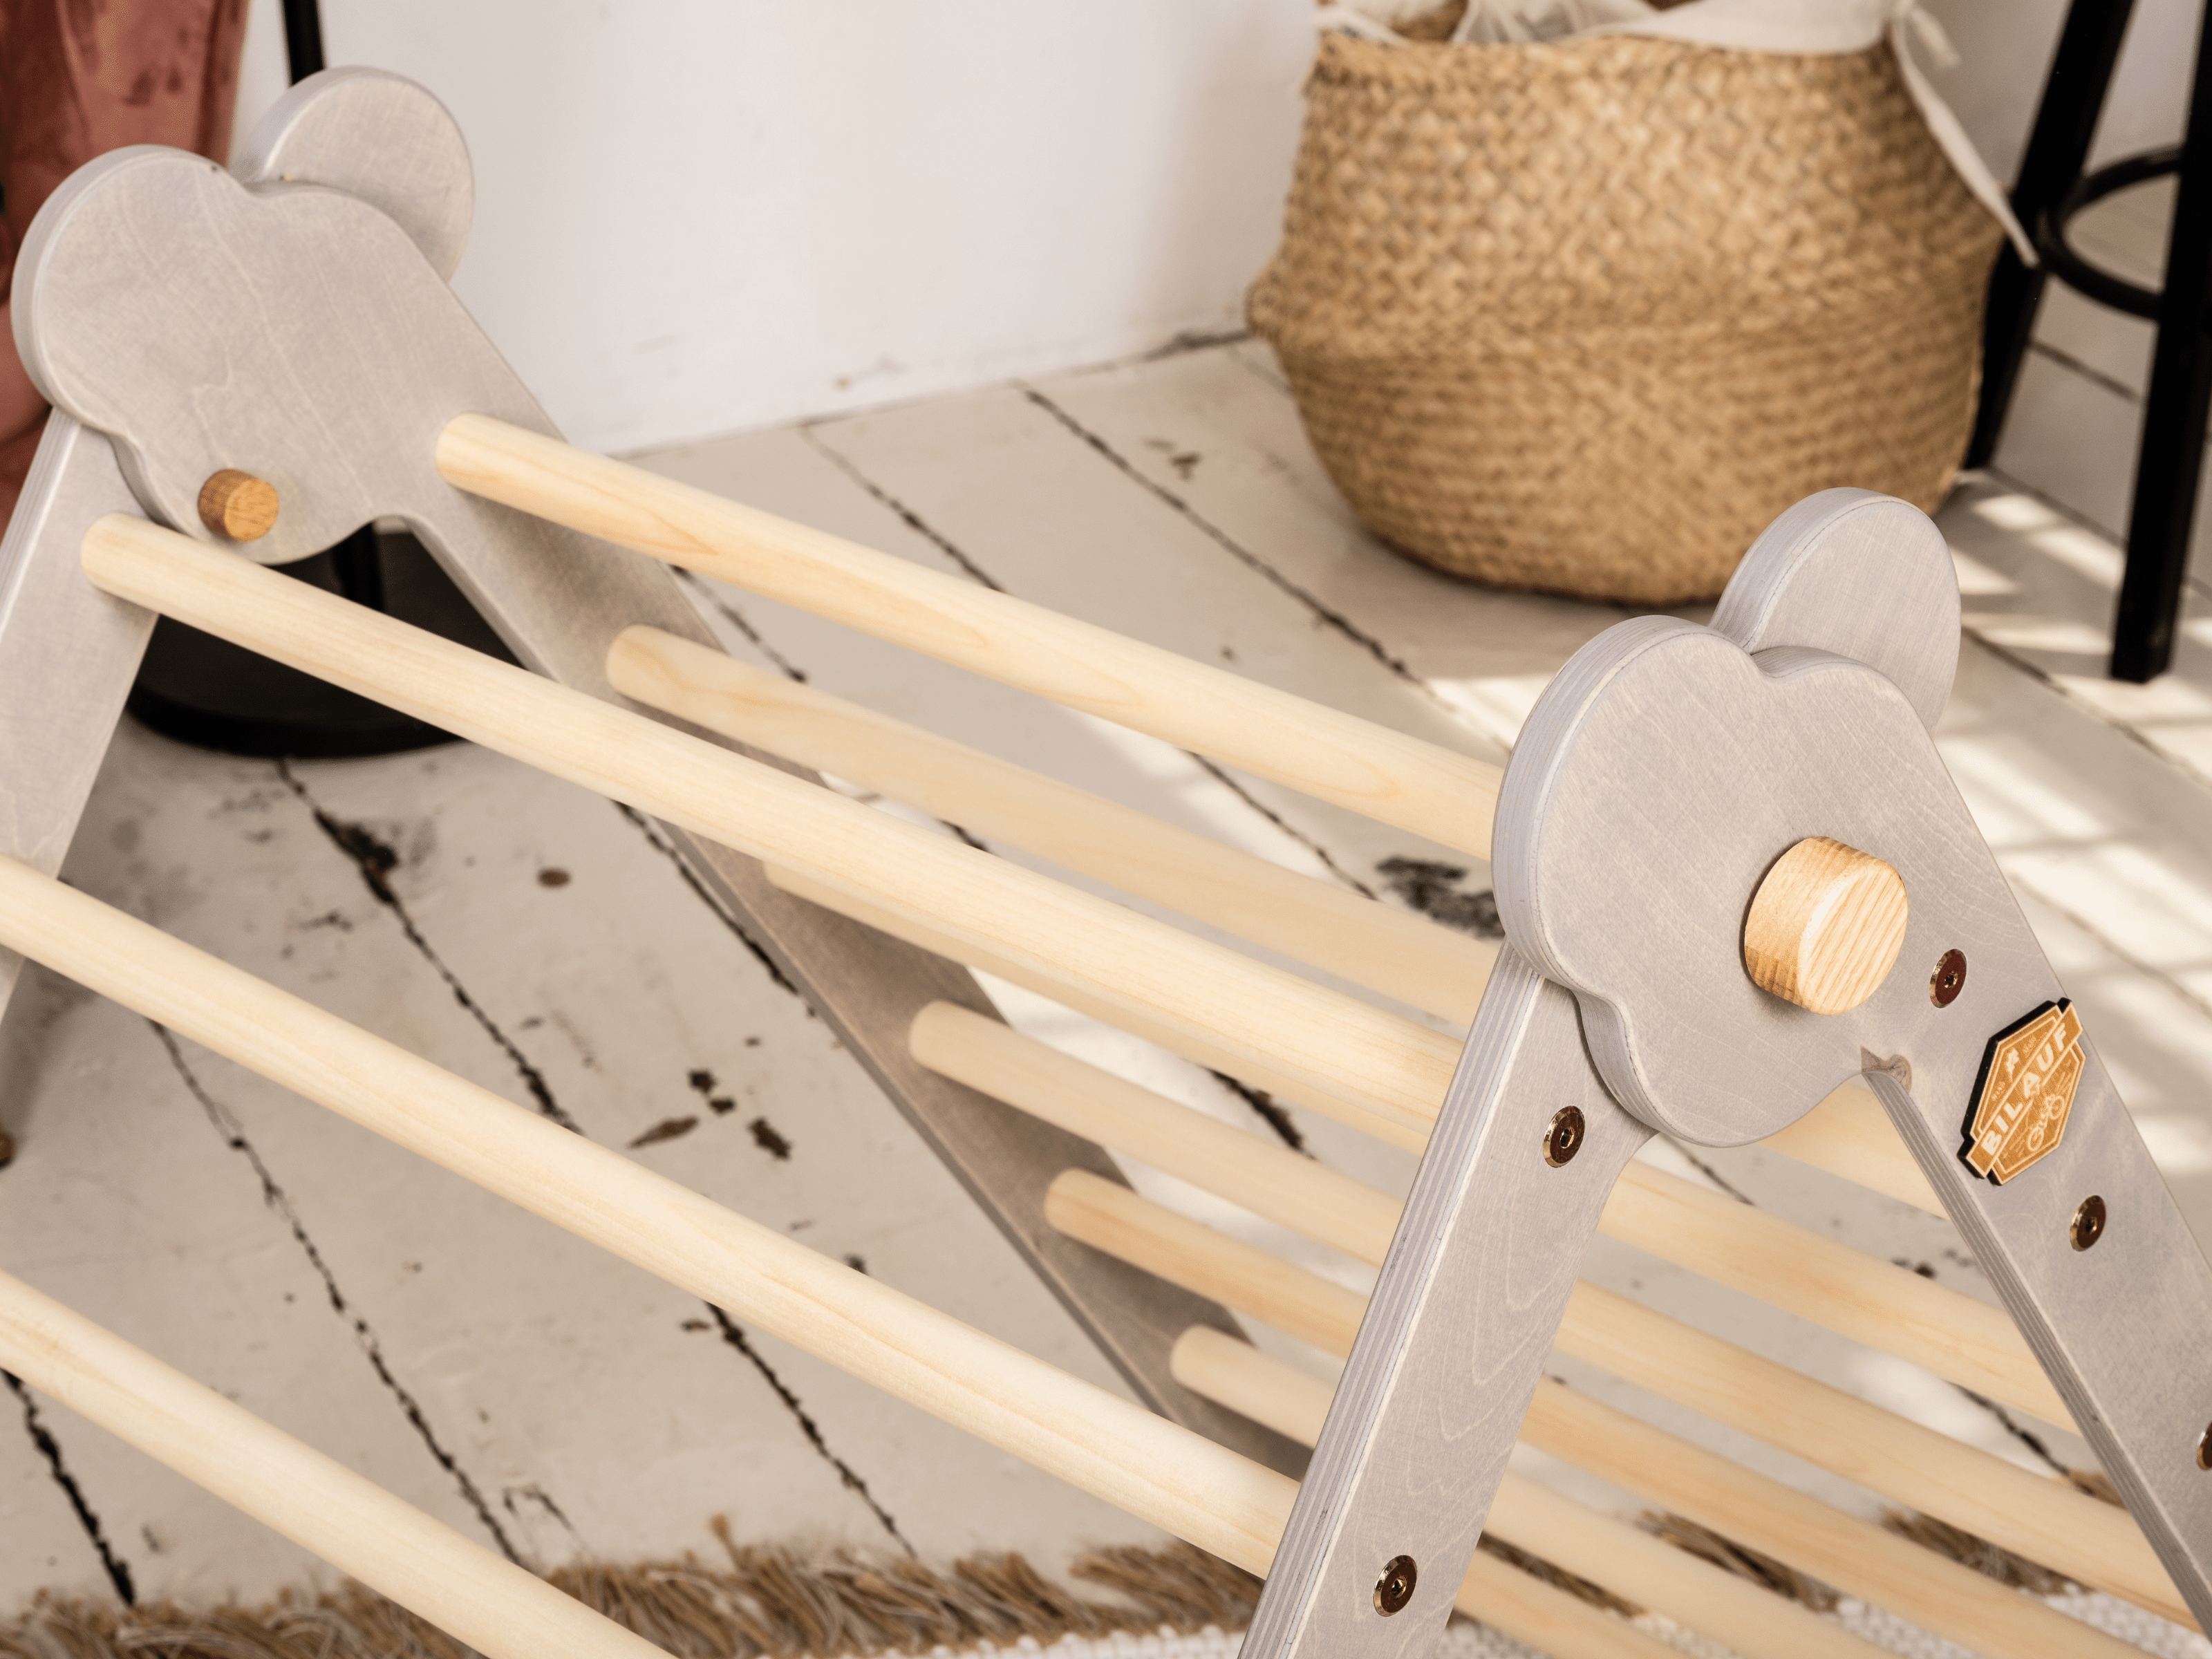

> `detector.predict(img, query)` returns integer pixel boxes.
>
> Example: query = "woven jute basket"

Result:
[1248,33,2006,605]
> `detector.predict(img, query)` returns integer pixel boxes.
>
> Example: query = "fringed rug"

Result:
[7,1512,2209,1659]
[2,1535,1248,1659]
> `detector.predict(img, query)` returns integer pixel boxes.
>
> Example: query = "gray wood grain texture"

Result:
[0,418,151,1016]
[1247,951,1648,1658]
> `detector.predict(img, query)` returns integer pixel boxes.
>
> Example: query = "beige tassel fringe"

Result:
[3,1472,2131,1659]
[0,1534,1261,1659]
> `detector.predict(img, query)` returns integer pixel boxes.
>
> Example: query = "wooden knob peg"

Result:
[197,469,280,541]
[1743,837,1909,1016]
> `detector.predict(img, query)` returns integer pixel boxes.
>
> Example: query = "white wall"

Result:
[233,1,1312,455]
[232,1,2202,458]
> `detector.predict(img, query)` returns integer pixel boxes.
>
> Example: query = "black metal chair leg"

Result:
[281,0,328,84]
[1970,258,2046,470]
[2112,8,2212,682]
[1968,0,2138,470]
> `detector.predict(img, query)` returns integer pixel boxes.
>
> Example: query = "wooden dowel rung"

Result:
[1042,1168,2182,1628]
[1559,1282,2187,1628]
[1518,1372,2150,1659]
[929,1000,2068,1428]
[1047,1168,1371,1356]
[0,1270,670,1659]
[912,1000,1405,1250]
[437,415,1505,860]
[93,506,1928,1212]
[615,628,1944,1221]
[1171,1329,1886,1659]
[1601,1161,2071,1427]
[79,513,1456,1141]
[1171,1329,2150,1659]
[0,855,1287,1580]
[1762,1085,1944,1213]
[610,626,1498,1021]
[1453,1557,1683,1658]
[770,863,1425,1150]
[1064,1178,2155,1658]
[0,857,1656,1659]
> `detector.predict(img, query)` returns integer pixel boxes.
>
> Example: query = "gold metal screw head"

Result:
[2070,1195,2106,1251]
[1545,1107,1586,1167]
[197,469,280,541]
[1374,1555,1417,1615]
[1931,948,1967,1008]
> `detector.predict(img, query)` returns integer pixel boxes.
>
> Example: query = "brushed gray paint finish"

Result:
[1870,1058,2212,1624]
[1,74,1302,1474]
[1495,490,1971,1147]
[1244,950,1649,1658]
[1497,625,1977,1145]
[231,67,475,285]
[0,415,156,1018]
[1709,486,1961,732]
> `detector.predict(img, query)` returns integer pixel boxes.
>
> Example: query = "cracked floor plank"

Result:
[265,762,908,1556]
[0,846,502,1606]
[1033,343,1641,761]
[5,1369,135,1603]
[4,697,1165,1606]
[148,1022,525,1564]
[0,1356,111,1597]
[277,761,585,1135]
[259,742,1168,1572]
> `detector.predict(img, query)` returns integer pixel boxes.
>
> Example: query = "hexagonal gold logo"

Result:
[1960,1000,2083,1184]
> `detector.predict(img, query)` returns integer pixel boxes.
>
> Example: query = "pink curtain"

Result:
[0,0,248,520]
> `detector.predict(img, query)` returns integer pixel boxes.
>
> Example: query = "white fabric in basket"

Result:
[1315,0,2036,262]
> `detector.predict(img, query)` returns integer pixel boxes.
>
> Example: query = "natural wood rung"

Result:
[1171,1329,1882,1659]
[915,1000,2067,1427]
[610,624,1498,1022]
[80,512,1460,1141]
[438,413,1504,858]
[0,1269,667,1659]
[1169,1327,2151,1659]
[0,854,1670,1659]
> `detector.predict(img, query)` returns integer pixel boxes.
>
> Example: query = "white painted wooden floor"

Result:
[6,291,2212,1656]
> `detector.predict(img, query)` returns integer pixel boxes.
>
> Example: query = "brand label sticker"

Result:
[1960,1000,2083,1184]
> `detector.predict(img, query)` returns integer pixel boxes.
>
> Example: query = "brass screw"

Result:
[1374,1554,1418,1616]
[2070,1194,2106,1251]
[197,469,281,541]
[1544,1107,1586,1168]
[1929,948,1967,1008]
[2198,1423,2211,1472]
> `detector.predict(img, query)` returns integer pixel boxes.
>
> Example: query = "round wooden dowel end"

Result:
[197,469,280,541]
[1743,837,1908,1016]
